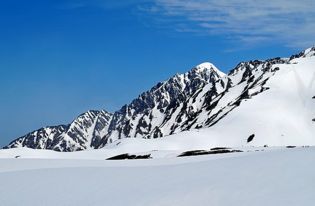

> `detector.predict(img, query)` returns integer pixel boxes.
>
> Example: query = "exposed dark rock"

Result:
[210,147,231,150]
[106,153,151,160]
[247,134,255,143]
[178,149,242,157]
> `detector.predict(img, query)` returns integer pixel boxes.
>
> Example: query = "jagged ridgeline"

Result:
[4,47,315,151]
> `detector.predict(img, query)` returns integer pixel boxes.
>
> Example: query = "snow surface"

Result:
[195,62,226,77]
[0,147,314,206]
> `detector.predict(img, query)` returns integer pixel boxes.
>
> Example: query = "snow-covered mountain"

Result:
[4,47,315,151]
[101,63,225,146]
[5,110,112,151]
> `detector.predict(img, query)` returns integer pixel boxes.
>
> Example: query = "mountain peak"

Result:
[192,62,226,78]
[290,46,315,60]
[303,46,315,57]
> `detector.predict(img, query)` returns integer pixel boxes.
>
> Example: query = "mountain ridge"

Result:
[4,47,315,151]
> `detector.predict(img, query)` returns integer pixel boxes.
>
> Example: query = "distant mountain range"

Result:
[4,47,315,151]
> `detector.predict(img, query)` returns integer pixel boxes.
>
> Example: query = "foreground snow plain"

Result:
[0,147,314,206]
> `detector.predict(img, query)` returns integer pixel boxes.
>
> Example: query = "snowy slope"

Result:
[0,147,314,206]
[4,47,315,151]
[165,55,315,147]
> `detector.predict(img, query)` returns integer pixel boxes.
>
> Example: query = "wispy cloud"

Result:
[142,0,315,48]
[60,0,152,10]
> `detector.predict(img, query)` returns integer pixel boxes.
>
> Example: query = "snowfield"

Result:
[0,147,314,206]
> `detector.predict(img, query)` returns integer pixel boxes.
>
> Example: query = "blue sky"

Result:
[0,0,314,146]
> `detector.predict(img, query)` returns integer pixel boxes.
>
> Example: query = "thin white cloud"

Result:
[61,0,152,10]
[144,0,315,48]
